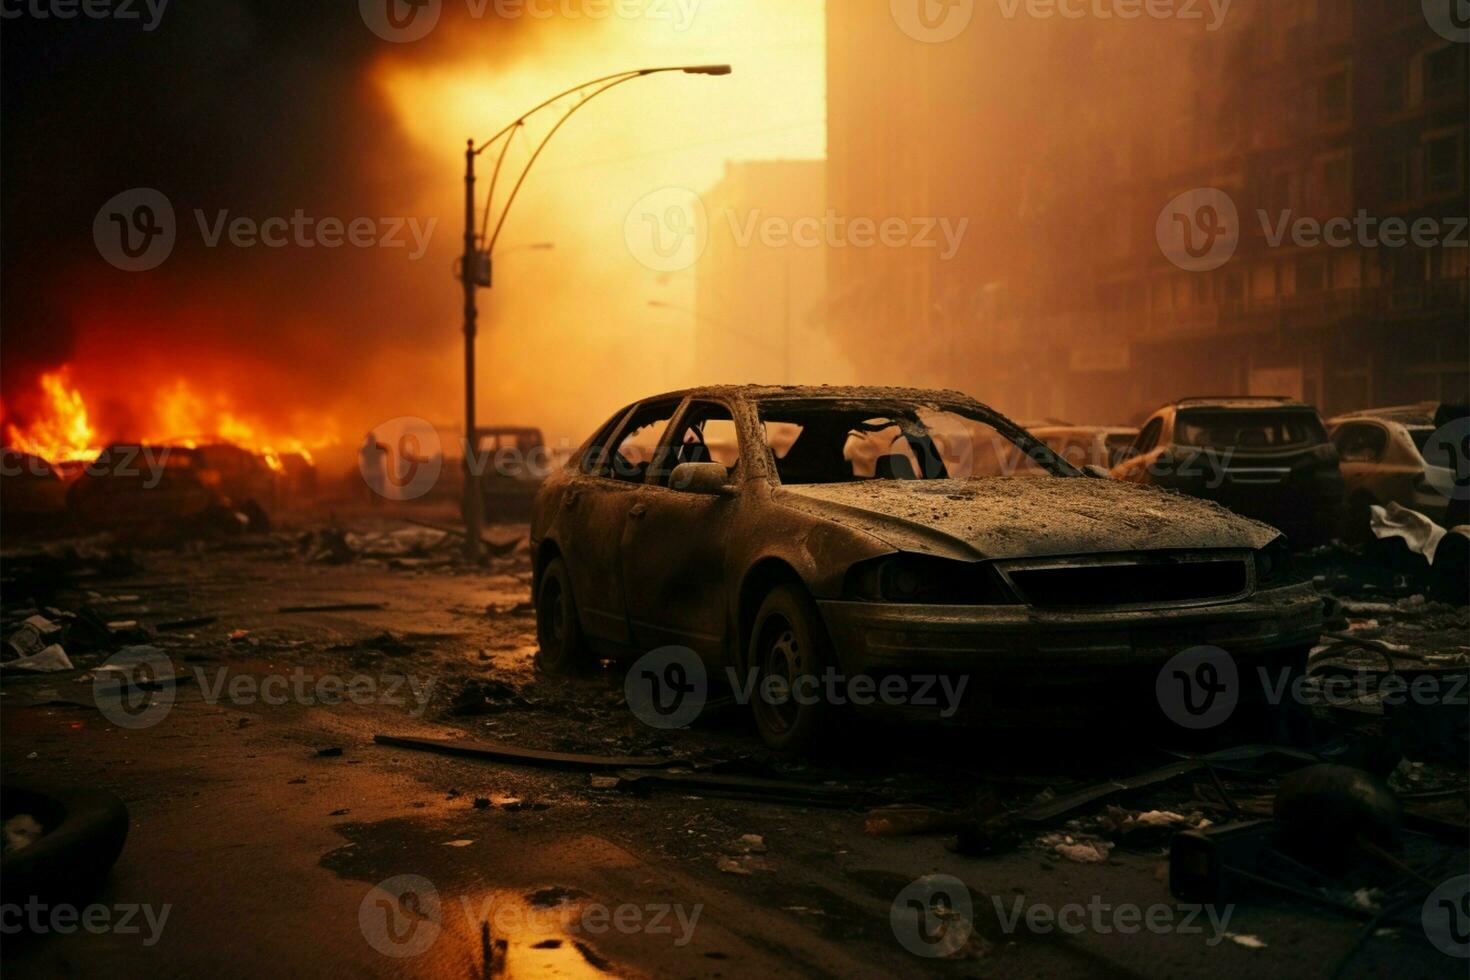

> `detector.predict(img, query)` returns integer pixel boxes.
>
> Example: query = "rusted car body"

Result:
[530,387,1322,748]
[1328,410,1461,536]
[1112,397,1344,547]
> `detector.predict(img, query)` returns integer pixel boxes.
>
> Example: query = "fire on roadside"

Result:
[2,367,334,474]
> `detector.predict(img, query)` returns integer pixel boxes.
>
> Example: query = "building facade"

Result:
[825,0,1468,423]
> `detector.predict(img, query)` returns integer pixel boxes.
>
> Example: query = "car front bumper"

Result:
[815,582,1323,724]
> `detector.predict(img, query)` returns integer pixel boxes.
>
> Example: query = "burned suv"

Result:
[531,387,1323,750]
[1112,397,1343,547]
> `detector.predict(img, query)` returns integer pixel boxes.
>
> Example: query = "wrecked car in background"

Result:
[530,386,1322,750]
[1030,425,1140,471]
[469,426,549,524]
[66,444,272,536]
[1112,397,1343,547]
[1328,406,1465,539]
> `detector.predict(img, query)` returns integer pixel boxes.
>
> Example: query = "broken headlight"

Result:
[1253,537,1292,586]
[844,554,1012,604]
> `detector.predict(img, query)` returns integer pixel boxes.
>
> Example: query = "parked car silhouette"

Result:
[1112,397,1343,547]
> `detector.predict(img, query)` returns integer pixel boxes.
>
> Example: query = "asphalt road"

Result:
[2,513,1465,978]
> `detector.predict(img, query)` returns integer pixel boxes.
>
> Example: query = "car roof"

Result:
[1329,403,1438,426]
[633,384,980,405]
[1171,396,1311,411]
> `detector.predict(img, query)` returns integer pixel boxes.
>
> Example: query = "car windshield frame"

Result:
[753,395,1078,487]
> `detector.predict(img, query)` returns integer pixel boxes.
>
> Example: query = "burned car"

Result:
[1328,405,1467,538]
[1112,397,1344,547]
[530,387,1322,750]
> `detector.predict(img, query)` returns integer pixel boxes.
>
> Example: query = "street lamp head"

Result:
[681,64,733,75]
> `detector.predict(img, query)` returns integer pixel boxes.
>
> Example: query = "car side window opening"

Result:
[1133,418,1164,455]
[580,410,632,475]
[606,401,679,483]
[650,402,740,486]
[1333,423,1388,463]
[759,402,1057,486]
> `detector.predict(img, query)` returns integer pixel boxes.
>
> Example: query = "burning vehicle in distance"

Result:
[66,443,279,536]
[530,386,1322,751]
[1112,397,1344,548]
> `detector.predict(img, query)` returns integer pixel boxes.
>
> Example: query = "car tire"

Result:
[535,556,589,674]
[748,583,837,753]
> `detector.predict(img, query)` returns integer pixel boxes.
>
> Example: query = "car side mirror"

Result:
[669,462,732,496]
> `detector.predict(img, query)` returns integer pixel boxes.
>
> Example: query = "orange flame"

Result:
[3,370,100,462]
[4,368,332,469]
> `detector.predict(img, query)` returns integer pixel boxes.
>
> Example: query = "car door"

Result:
[620,399,742,663]
[561,399,681,649]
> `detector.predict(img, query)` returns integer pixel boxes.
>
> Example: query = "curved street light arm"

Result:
[488,72,647,254]
[479,120,523,246]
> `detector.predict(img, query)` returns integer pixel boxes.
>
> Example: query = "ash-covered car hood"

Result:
[776,477,1280,560]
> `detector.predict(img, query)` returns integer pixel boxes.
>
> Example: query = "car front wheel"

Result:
[535,556,589,674]
[748,583,837,753]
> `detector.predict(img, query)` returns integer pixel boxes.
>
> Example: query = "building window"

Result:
[1320,71,1350,126]
[1383,148,1410,203]
[1298,256,1330,294]
[1319,154,1352,207]
[1382,62,1406,113]
[1425,46,1462,103]
[1426,133,1464,196]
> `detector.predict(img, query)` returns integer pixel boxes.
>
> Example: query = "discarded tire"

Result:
[1,779,130,906]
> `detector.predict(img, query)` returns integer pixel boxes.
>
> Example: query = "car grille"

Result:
[1001,554,1252,609]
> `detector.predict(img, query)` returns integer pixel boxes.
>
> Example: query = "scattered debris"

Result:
[2,644,73,673]
[155,616,218,632]
[278,602,387,614]
[373,734,672,771]
[1054,840,1113,864]
[1226,934,1268,949]
[315,747,344,758]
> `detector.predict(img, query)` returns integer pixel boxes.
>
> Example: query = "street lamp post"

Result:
[459,65,731,560]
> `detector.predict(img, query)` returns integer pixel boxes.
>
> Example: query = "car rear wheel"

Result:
[535,557,589,674]
[749,583,837,753]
